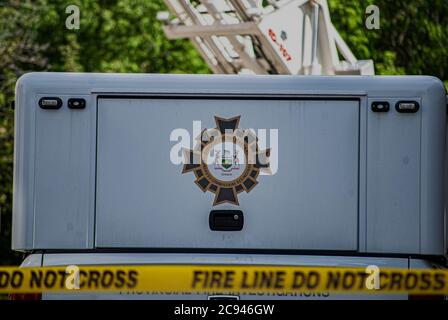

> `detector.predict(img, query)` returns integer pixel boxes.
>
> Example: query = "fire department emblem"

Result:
[182,116,270,206]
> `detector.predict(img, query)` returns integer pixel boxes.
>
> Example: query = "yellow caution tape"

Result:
[0,265,447,295]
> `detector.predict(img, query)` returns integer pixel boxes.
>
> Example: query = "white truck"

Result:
[12,72,447,299]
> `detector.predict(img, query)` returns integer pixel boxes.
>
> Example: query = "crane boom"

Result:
[160,0,374,75]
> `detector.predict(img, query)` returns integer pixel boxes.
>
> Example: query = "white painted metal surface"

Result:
[12,73,447,256]
[95,98,359,249]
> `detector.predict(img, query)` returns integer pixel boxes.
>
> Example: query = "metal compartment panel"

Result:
[95,98,359,250]
[366,98,421,253]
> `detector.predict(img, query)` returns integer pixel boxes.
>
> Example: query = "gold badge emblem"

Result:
[182,116,270,206]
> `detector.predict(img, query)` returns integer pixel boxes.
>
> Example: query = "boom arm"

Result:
[160,0,374,75]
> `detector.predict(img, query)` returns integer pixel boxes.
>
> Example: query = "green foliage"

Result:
[328,0,448,82]
[34,0,209,73]
[0,0,447,265]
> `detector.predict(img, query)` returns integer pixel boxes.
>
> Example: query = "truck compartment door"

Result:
[95,98,359,250]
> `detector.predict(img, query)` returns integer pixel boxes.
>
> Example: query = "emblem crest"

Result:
[182,116,271,206]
